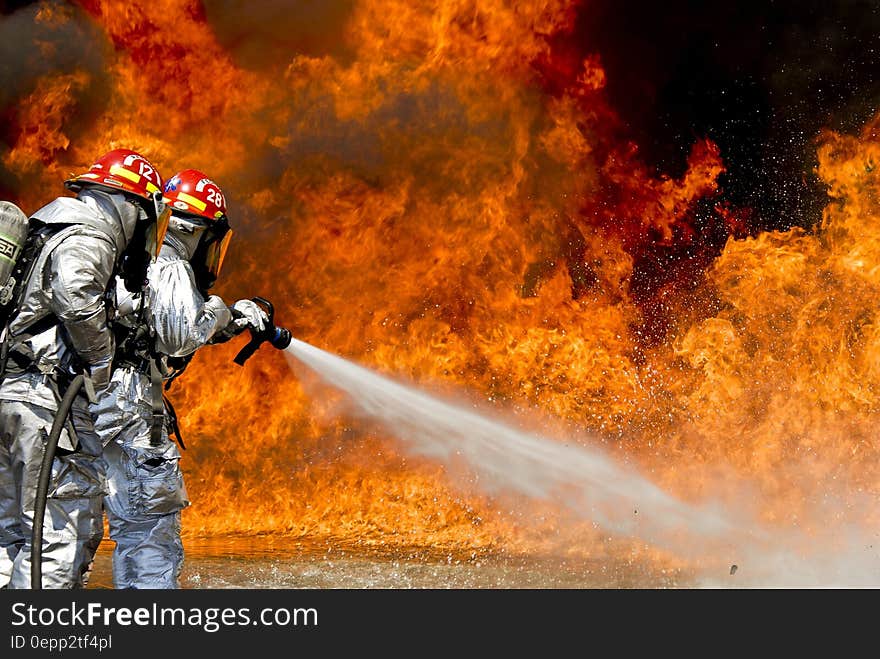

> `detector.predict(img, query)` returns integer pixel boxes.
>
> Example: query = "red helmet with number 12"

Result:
[65,148,164,201]
[64,148,170,264]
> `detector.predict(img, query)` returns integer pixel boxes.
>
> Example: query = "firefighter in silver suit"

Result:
[93,168,267,589]
[0,148,170,588]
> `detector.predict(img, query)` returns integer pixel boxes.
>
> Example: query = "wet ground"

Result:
[86,536,696,589]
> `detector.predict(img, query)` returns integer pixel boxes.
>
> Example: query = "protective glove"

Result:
[231,299,269,333]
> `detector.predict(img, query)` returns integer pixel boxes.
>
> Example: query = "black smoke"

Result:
[577,0,880,232]
[0,0,111,201]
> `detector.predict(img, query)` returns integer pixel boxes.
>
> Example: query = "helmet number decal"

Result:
[138,162,155,179]
[195,176,224,210]
[136,162,162,189]
[206,188,224,208]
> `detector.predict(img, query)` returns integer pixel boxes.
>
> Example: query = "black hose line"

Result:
[31,374,83,589]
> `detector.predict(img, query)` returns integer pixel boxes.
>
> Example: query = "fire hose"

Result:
[31,373,83,590]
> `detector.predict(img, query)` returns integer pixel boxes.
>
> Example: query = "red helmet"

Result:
[163,169,233,288]
[65,148,164,201]
[162,169,227,221]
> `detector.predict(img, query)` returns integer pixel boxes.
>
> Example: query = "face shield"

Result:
[203,222,233,281]
[189,215,232,293]
[144,191,171,261]
[121,191,170,293]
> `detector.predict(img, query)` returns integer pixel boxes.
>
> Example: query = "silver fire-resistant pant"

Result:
[93,367,189,589]
[0,374,106,589]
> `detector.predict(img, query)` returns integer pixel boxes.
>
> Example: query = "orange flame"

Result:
[3,0,874,567]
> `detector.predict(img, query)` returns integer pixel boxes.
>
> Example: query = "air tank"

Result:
[0,201,29,306]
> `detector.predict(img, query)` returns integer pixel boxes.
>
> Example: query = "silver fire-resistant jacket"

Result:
[92,237,232,589]
[94,235,235,457]
[141,237,234,359]
[96,235,234,450]
[1,190,138,411]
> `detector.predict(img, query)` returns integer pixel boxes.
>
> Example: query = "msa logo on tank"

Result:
[0,235,18,261]
[0,201,29,307]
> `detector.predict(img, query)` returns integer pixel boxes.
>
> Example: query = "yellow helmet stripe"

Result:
[109,164,141,184]
[177,191,207,212]
[146,182,159,194]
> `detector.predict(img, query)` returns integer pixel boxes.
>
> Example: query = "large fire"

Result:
[4,0,879,572]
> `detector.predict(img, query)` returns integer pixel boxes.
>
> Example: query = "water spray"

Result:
[283,340,880,584]
[282,337,746,560]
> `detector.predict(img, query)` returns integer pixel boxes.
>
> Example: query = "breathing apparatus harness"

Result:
[113,292,184,449]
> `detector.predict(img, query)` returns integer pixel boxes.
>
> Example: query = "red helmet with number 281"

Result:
[163,169,233,287]
[163,168,227,220]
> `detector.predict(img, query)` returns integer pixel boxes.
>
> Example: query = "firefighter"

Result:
[0,148,169,588]
[92,169,267,588]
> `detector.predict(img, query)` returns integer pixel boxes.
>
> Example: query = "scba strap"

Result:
[147,358,185,450]
[163,393,185,450]
[149,356,165,447]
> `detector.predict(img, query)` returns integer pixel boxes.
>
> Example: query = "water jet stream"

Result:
[284,338,740,559]
[284,338,880,585]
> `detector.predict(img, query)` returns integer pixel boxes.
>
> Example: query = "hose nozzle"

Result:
[271,325,292,350]
[233,296,292,365]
